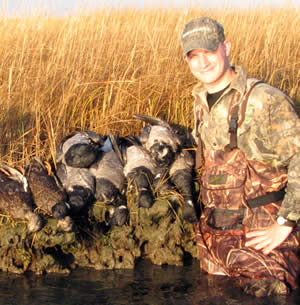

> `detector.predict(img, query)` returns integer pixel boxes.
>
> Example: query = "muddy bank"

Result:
[0,192,198,274]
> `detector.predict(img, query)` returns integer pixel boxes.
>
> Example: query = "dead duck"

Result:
[56,133,96,215]
[0,164,43,233]
[134,114,182,168]
[89,135,129,226]
[25,157,74,232]
[169,150,198,223]
[133,114,199,223]
[121,135,157,209]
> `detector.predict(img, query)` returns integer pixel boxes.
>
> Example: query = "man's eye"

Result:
[188,55,195,60]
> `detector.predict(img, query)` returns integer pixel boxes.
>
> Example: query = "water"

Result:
[0,260,299,305]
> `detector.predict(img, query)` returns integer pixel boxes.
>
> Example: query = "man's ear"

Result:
[223,40,232,57]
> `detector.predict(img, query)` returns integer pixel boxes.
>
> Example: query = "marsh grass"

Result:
[0,7,299,167]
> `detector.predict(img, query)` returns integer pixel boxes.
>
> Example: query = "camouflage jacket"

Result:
[192,66,300,222]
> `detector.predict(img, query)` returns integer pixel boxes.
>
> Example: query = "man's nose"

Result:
[198,52,209,67]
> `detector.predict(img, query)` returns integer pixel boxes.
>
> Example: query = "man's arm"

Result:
[245,86,300,253]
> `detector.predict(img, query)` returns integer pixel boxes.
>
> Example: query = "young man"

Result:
[181,17,300,297]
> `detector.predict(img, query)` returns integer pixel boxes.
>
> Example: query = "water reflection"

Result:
[0,260,299,305]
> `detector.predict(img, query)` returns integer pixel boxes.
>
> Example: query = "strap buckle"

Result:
[228,118,238,134]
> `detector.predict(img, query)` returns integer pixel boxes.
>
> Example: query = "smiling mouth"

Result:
[200,67,214,73]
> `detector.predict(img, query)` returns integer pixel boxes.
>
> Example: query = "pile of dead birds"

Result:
[0,115,200,274]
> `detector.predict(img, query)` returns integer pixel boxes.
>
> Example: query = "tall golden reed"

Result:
[0,7,299,167]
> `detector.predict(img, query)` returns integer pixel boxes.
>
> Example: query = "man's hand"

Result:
[245,222,293,255]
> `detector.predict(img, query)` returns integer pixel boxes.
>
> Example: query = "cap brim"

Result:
[183,39,219,55]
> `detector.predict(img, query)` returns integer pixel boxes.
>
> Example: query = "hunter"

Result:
[181,16,300,297]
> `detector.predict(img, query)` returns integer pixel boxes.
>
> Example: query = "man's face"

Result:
[185,40,231,89]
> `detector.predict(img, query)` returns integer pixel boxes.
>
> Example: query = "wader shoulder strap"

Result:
[195,108,204,170]
[225,80,264,152]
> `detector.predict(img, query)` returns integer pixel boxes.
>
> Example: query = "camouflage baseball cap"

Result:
[181,17,225,55]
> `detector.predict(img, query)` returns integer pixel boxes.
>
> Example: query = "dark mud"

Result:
[0,193,196,274]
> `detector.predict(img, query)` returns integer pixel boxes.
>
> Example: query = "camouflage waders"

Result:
[195,81,300,292]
